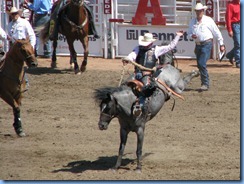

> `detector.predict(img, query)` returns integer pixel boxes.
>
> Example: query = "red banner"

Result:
[132,0,166,25]
[5,0,13,11]
[104,0,111,14]
[205,0,214,17]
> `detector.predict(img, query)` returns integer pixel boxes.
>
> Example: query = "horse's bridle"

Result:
[100,96,118,120]
[63,3,88,35]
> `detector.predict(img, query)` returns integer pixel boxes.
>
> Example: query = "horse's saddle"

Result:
[127,80,144,95]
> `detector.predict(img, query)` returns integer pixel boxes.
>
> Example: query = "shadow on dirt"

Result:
[52,153,153,173]
[52,156,133,173]
[26,67,73,75]
[189,63,233,68]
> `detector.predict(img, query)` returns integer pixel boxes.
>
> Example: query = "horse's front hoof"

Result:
[135,168,142,173]
[109,167,118,172]
[18,132,26,137]
[51,62,57,68]
[15,128,26,137]
[75,68,81,75]
[80,66,86,72]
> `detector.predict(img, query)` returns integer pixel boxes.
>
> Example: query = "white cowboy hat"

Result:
[9,7,21,14]
[138,33,157,46]
[194,3,208,10]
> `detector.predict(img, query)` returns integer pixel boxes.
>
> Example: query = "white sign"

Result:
[117,25,196,58]
[116,24,233,60]
[38,34,103,57]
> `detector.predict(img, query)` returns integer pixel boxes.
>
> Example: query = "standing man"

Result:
[7,7,36,48]
[187,3,225,91]
[225,0,240,68]
[24,0,52,58]
[7,6,36,90]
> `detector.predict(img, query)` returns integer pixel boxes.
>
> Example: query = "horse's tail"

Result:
[37,21,50,43]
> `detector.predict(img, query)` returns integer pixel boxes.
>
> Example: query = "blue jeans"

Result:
[34,14,51,57]
[195,42,212,87]
[226,23,240,65]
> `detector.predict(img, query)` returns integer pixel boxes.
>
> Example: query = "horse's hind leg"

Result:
[183,70,200,86]
[80,36,89,72]
[67,39,80,74]
[173,70,200,93]
[51,39,58,68]
[13,107,26,137]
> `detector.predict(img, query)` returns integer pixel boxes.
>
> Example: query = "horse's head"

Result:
[70,0,84,6]
[17,38,38,68]
[98,94,117,130]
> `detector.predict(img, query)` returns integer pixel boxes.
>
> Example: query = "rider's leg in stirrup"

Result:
[84,3,100,39]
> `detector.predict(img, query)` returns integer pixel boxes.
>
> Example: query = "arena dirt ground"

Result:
[0,56,240,180]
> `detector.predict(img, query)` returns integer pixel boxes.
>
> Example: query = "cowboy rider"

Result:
[122,31,184,116]
[49,0,100,40]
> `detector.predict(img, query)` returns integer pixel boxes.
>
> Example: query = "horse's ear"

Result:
[108,94,117,104]
[26,36,30,42]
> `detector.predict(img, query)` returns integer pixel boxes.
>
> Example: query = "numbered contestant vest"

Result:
[135,46,157,71]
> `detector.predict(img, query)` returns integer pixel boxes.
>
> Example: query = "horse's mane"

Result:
[94,85,129,103]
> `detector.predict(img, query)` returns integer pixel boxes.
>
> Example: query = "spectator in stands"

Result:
[24,0,52,58]
[7,6,36,90]
[122,31,184,116]
[225,0,240,68]
[187,3,225,91]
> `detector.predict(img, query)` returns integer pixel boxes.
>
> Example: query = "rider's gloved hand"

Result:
[122,57,131,65]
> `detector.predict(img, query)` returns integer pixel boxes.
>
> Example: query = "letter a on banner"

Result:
[132,0,166,25]
[205,0,213,17]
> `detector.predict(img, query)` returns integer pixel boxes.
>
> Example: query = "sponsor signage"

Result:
[117,25,233,59]
[117,25,196,58]
[37,34,102,56]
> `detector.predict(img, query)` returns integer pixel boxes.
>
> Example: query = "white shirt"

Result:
[126,35,181,61]
[187,15,224,45]
[0,27,7,40]
[7,17,36,48]
[0,27,7,48]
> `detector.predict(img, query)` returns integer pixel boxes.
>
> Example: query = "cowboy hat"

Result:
[9,7,21,14]
[194,3,208,10]
[138,33,157,46]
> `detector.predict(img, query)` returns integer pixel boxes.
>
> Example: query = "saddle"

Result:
[127,78,184,101]
[127,79,144,94]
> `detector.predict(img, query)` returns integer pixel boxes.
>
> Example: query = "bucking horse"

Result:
[94,61,199,172]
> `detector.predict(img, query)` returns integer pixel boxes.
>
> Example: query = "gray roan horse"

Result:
[94,64,199,172]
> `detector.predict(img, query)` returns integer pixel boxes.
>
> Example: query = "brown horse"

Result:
[0,38,38,137]
[41,0,89,74]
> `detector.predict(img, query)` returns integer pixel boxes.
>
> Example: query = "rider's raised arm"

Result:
[154,35,181,59]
